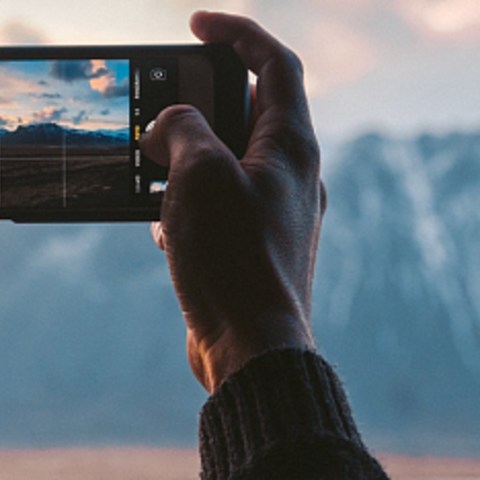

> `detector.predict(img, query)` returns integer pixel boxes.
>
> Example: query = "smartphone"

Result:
[0,44,249,222]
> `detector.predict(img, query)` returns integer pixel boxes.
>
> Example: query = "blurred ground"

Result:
[379,454,480,480]
[0,448,479,479]
[0,448,199,480]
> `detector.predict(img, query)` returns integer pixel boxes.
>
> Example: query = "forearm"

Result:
[199,348,389,479]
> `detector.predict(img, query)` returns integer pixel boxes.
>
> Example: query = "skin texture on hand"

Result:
[141,11,327,393]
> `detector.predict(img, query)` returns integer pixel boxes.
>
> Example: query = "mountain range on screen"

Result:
[0,122,129,146]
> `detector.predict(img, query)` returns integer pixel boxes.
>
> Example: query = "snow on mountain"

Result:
[314,131,480,455]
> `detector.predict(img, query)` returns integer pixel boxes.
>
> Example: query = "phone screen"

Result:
[0,45,244,222]
[0,53,196,215]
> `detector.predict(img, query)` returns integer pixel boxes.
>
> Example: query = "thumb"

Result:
[139,104,236,175]
[140,104,245,252]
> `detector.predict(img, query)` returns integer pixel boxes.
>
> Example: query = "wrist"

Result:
[198,315,315,393]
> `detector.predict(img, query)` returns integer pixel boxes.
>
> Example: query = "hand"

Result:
[141,11,327,393]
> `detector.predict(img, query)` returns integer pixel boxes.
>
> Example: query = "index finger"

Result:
[190,11,308,117]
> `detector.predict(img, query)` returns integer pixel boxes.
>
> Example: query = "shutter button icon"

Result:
[150,67,167,81]
[145,119,156,133]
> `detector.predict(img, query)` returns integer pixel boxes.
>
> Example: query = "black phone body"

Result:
[0,44,249,222]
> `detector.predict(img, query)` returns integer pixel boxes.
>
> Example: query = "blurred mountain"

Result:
[0,129,479,455]
[314,130,480,456]
[0,224,203,447]
[0,123,128,147]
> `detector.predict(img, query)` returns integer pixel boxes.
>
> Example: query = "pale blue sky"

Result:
[0,0,479,140]
[0,59,129,131]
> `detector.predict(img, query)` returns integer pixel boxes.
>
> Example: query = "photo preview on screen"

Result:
[0,55,172,214]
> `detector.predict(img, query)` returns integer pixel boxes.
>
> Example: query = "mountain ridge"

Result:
[314,129,480,455]
[0,122,129,147]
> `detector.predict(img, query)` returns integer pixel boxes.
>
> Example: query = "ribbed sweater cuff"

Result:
[199,348,366,478]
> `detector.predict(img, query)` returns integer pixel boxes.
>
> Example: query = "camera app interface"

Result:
[0,55,174,212]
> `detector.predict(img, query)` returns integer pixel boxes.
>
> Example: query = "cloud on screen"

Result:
[72,110,88,125]
[30,92,63,100]
[50,60,97,82]
[49,59,128,99]
[0,58,128,131]
[88,60,129,98]
[32,106,67,123]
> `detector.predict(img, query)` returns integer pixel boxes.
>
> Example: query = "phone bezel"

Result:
[0,44,249,222]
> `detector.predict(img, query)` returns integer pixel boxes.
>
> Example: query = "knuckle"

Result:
[156,104,200,130]
[274,122,320,171]
[142,105,203,164]
[180,145,230,183]
[284,48,304,76]
[192,146,225,171]
[242,16,263,35]
[274,46,304,78]
[300,132,321,166]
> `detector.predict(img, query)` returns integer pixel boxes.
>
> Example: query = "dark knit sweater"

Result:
[199,349,389,479]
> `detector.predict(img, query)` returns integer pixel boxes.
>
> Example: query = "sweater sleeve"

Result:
[199,348,389,479]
